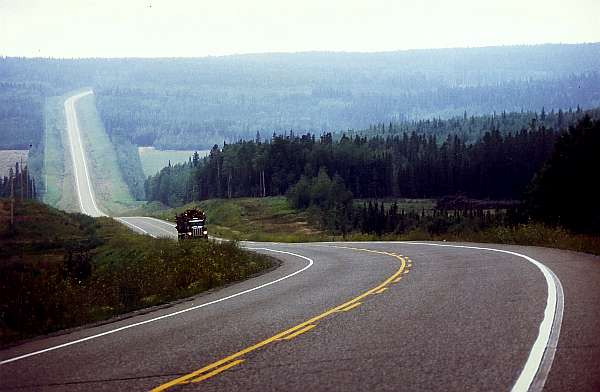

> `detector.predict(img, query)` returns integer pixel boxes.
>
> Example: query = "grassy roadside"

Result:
[42,94,79,212]
[343,223,600,256]
[132,196,329,242]
[74,93,142,214]
[0,199,273,345]
[42,89,144,213]
[132,196,600,255]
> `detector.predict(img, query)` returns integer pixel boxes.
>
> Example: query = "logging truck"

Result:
[175,209,208,239]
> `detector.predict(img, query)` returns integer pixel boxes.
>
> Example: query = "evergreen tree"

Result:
[528,116,600,233]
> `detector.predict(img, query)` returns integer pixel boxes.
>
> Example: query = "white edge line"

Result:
[530,267,564,392]
[324,240,563,392]
[139,216,226,242]
[0,248,313,365]
[70,90,106,218]
[114,217,155,238]
[117,217,226,242]
[143,216,177,227]
[121,217,176,237]
[64,94,87,215]
[31,93,320,367]
[64,90,107,218]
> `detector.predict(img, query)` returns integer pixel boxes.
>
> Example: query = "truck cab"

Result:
[188,218,208,238]
[176,209,209,239]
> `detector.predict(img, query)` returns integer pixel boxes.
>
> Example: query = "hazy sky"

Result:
[1,0,599,58]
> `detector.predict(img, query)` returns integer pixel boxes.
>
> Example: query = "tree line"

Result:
[362,106,598,143]
[0,82,45,149]
[145,113,599,235]
[145,121,559,205]
[94,72,600,150]
[0,162,37,200]
[527,116,600,233]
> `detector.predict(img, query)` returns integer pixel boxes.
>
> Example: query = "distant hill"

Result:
[1,43,599,150]
[358,107,600,143]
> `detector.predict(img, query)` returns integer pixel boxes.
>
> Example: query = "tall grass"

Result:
[134,197,600,254]
[0,201,273,345]
[131,197,326,242]
[42,94,80,212]
[444,223,600,255]
[344,222,600,255]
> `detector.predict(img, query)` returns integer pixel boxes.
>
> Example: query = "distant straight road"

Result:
[64,90,106,217]
[2,91,599,391]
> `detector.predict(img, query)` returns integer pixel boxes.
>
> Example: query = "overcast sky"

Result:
[1,0,599,58]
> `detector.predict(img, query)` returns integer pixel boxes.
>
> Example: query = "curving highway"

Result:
[2,92,599,391]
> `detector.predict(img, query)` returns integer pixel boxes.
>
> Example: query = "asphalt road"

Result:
[63,89,106,218]
[2,230,599,391]
[3,92,598,391]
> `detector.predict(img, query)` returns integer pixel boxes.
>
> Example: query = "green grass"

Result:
[0,199,273,345]
[42,93,79,212]
[42,90,142,214]
[133,196,600,255]
[134,196,329,242]
[74,93,142,214]
[138,147,209,177]
[439,223,600,255]
[341,222,600,256]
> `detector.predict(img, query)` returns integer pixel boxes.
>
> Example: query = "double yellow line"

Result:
[151,246,410,391]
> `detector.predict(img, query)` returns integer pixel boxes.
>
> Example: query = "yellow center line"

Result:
[338,302,362,312]
[278,324,317,340]
[188,359,245,383]
[150,246,408,391]
[374,287,388,294]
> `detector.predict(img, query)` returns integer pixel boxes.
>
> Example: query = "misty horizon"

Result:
[1,41,599,60]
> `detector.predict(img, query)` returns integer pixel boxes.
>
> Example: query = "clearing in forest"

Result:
[138,147,209,177]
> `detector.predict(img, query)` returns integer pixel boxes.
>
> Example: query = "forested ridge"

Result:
[0,82,45,149]
[1,44,599,209]
[2,43,600,151]
[357,106,596,143]
[95,72,600,149]
[146,109,595,205]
